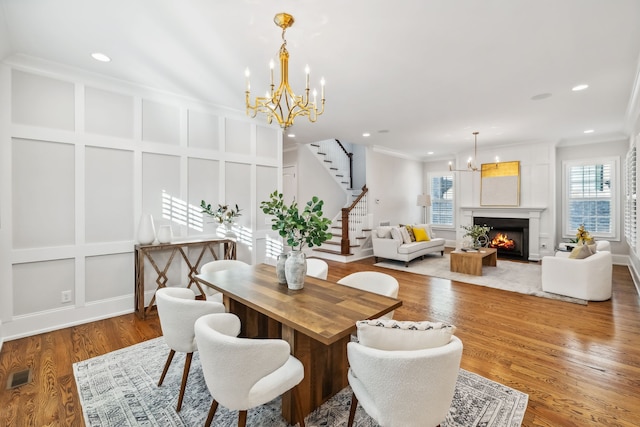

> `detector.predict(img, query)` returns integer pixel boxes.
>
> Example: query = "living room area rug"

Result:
[73,337,528,427]
[375,253,587,305]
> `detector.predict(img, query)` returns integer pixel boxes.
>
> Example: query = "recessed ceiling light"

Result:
[427,151,434,155]
[91,52,111,62]
[362,133,370,137]
[584,129,594,134]
[531,93,552,101]
[287,133,295,138]
[572,84,589,91]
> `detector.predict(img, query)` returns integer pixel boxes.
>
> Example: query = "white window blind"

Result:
[563,158,617,238]
[625,145,636,250]
[429,173,454,227]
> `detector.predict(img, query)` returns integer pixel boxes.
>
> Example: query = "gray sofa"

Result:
[372,224,445,267]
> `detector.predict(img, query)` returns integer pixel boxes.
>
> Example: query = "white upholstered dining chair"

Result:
[194,312,306,427]
[347,320,463,427]
[155,287,226,411]
[199,260,250,302]
[306,258,329,280]
[337,271,400,319]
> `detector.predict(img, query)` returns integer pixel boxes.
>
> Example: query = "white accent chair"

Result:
[155,287,226,411]
[194,313,306,427]
[200,260,250,302]
[347,336,463,427]
[337,271,400,319]
[541,243,612,301]
[306,258,329,280]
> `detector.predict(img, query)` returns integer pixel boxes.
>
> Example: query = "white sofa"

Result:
[372,224,445,267]
[541,242,612,301]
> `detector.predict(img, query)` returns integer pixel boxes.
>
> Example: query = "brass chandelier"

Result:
[245,13,325,130]
[449,131,480,172]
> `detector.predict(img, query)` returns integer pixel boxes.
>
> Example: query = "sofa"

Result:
[372,224,445,267]
[541,241,612,301]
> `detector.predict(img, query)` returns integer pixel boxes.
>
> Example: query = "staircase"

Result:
[305,140,374,262]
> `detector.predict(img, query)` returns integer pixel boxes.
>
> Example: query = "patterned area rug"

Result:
[375,253,587,305]
[73,337,528,426]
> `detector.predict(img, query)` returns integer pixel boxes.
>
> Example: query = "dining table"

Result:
[195,263,402,424]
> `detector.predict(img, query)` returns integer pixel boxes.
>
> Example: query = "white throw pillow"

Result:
[399,227,412,244]
[377,226,393,239]
[356,319,457,351]
[390,227,403,241]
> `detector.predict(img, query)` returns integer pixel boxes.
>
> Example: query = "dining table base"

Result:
[227,298,350,424]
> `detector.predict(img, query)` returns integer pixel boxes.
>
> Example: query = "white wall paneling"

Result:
[85,147,134,243]
[225,118,251,155]
[141,99,180,145]
[11,70,75,130]
[256,125,279,159]
[85,87,134,138]
[12,258,75,315]
[188,158,220,236]
[12,138,75,248]
[1,63,282,340]
[188,109,219,150]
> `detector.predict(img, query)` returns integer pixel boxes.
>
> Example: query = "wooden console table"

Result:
[134,238,236,319]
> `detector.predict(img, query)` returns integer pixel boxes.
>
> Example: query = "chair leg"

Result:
[176,352,193,412]
[347,393,358,427]
[204,399,218,427]
[238,410,247,427]
[158,349,175,386]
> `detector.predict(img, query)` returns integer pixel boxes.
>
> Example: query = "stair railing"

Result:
[334,139,353,189]
[340,185,368,254]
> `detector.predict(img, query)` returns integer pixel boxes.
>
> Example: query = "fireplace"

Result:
[474,216,529,261]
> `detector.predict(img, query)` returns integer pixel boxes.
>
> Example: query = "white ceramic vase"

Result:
[137,214,156,245]
[157,225,173,244]
[218,223,237,239]
[276,252,288,285]
[285,250,307,290]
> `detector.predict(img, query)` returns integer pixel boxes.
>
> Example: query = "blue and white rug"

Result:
[73,337,528,426]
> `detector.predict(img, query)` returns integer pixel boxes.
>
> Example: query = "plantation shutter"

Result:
[430,174,454,226]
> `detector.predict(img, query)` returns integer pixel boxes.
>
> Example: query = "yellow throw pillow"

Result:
[568,244,593,259]
[413,227,430,242]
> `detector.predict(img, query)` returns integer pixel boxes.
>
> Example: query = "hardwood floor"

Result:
[1,256,639,426]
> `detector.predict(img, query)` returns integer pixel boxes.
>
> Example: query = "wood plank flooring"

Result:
[1,256,639,426]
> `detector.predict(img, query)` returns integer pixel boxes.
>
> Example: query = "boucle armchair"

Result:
[194,313,306,427]
[155,287,226,411]
[347,334,463,427]
[541,250,612,301]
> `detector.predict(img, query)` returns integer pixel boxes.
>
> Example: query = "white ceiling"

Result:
[2,0,640,159]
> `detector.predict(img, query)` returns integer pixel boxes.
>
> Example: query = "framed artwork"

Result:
[480,161,520,206]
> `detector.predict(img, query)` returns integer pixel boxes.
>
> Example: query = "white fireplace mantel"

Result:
[460,206,547,261]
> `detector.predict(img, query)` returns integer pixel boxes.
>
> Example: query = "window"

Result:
[563,158,618,239]
[625,144,636,250]
[429,173,454,227]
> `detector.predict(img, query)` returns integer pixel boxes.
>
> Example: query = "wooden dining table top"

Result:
[195,263,402,346]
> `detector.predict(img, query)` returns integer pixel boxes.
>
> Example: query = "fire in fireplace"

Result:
[491,233,516,250]
[474,217,529,261]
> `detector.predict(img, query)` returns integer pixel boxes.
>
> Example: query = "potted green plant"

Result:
[260,190,333,289]
[201,201,242,237]
[461,224,492,248]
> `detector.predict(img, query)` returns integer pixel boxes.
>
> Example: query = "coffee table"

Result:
[450,247,497,275]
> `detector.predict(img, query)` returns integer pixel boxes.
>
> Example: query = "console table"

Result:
[134,238,236,319]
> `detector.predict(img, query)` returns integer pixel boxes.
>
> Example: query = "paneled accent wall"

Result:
[0,63,282,340]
